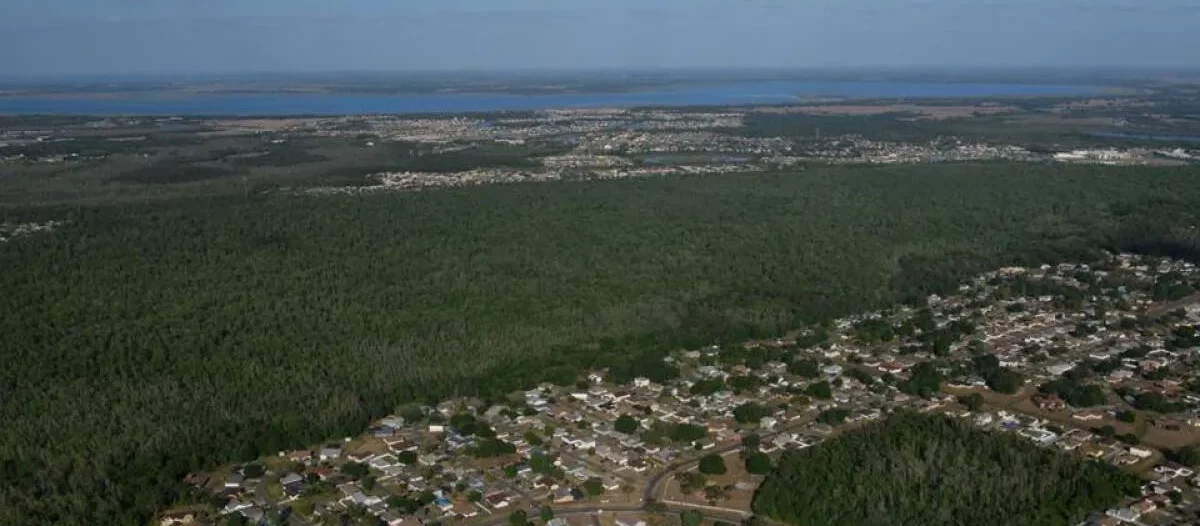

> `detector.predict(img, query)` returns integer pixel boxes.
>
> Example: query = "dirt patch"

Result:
[944,385,1031,407]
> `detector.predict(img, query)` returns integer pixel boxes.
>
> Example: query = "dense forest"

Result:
[753,412,1142,526]
[2,163,1199,524]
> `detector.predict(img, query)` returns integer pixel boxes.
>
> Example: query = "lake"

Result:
[0,80,1098,116]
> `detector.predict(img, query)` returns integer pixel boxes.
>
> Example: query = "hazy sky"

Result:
[2,0,1198,77]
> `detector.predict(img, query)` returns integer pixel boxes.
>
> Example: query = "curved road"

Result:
[471,422,811,526]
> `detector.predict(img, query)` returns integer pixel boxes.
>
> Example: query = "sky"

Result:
[1,0,1198,77]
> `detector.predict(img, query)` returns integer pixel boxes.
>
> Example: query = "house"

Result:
[760,416,779,430]
[1129,446,1154,459]
[1033,393,1065,411]
[279,472,304,495]
[222,499,253,515]
[1018,428,1058,445]
[158,514,197,526]
[1072,410,1105,422]
[238,507,265,523]
[1108,369,1134,382]
[1045,363,1075,377]
[485,492,511,508]
[286,450,314,464]
[553,487,575,503]
[452,501,478,517]
[1105,507,1141,522]
[378,512,402,526]
[370,426,396,438]
[1130,499,1157,515]
[224,474,244,489]
[319,444,343,462]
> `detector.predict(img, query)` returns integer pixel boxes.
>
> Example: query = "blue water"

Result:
[0,80,1097,116]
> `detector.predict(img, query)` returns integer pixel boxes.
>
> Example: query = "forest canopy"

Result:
[752,412,1142,526]
[1,163,1198,525]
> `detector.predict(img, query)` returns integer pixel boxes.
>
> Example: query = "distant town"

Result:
[164,253,1200,526]
[3,99,1198,201]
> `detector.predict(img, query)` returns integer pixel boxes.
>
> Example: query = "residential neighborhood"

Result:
[170,253,1200,526]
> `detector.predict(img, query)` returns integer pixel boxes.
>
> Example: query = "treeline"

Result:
[753,412,1142,526]
[1,163,1198,525]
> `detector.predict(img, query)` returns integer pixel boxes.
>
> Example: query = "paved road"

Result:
[472,504,742,526]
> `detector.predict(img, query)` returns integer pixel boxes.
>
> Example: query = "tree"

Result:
[985,369,1023,394]
[742,433,761,452]
[396,450,418,465]
[817,408,850,425]
[677,471,707,494]
[1175,446,1200,466]
[469,491,483,503]
[242,463,265,478]
[957,393,984,411]
[1131,391,1187,413]
[691,379,726,396]
[509,510,529,526]
[9,162,1200,526]
[504,465,519,478]
[741,515,764,526]
[734,403,769,424]
[681,510,705,526]
[745,452,773,475]
[227,515,249,526]
[754,412,1141,526]
[846,368,875,386]
[1040,378,1107,407]
[341,462,369,479]
[805,381,833,400]
[1116,410,1137,423]
[525,430,544,447]
[699,454,728,475]
[360,474,377,491]
[669,423,709,443]
[582,478,605,496]
[614,414,640,434]
[387,495,419,513]
[788,359,820,378]
[705,484,731,504]
[470,438,517,458]
[540,507,554,522]
[899,362,942,398]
